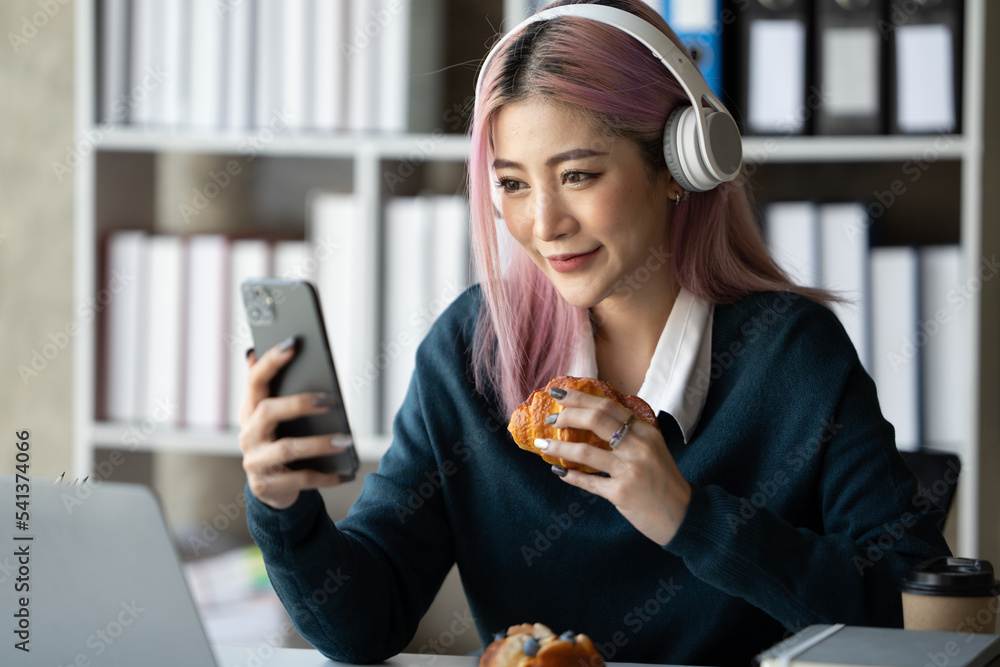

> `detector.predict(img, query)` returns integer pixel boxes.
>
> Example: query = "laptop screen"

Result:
[0,474,217,666]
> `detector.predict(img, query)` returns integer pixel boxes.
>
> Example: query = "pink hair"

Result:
[468,0,835,417]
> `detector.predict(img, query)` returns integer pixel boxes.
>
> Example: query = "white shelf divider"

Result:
[91,126,472,161]
[74,0,98,479]
[90,422,392,461]
[741,134,968,164]
[87,126,967,165]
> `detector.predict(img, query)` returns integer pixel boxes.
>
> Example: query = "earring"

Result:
[673,190,684,206]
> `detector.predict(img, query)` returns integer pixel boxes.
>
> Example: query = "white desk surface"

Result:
[212,646,688,667]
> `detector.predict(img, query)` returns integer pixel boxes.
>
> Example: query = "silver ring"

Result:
[609,413,637,449]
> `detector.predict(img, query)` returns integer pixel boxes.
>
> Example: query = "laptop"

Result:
[0,473,219,666]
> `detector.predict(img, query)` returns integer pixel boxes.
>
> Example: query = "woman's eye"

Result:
[495,177,525,194]
[563,171,597,185]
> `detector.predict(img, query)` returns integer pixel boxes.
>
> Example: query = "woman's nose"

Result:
[531,187,573,241]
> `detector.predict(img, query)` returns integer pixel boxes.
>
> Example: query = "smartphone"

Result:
[241,278,358,481]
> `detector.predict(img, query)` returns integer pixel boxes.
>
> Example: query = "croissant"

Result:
[479,623,605,667]
[507,376,657,473]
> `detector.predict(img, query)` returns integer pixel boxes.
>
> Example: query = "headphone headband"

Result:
[476,3,743,192]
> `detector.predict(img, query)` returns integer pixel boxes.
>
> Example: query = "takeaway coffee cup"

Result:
[901,557,1000,633]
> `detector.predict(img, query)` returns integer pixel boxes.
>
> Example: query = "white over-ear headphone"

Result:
[476,3,743,193]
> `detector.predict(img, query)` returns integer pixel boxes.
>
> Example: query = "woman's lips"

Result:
[547,248,600,273]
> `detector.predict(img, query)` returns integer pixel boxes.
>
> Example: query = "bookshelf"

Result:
[73,0,997,568]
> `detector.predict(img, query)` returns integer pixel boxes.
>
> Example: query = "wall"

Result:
[0,0,75,478]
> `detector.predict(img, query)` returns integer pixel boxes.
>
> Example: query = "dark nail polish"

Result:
[279,336,296,352]
[548,387,567,399]
[313,393,341,407]
[551,464,568,477]
[245,347,255,359]
[545,412,558,425]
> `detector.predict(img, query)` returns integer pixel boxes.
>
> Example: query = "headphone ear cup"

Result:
[662,105,697,193]
[664,105,738,193]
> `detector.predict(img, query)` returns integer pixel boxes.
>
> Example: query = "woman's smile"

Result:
[546,247,602,273]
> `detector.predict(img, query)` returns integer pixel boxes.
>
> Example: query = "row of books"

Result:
[650,0,963,136]
[763,200,970,453]
[379,195,471,432]
[98,0,443,133]
[99,192,471,438]
[308,192,472,436]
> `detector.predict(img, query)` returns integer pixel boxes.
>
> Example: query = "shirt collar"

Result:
[566,287,714,443]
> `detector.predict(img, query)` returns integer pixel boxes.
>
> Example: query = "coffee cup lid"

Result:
[901,557,1000,597]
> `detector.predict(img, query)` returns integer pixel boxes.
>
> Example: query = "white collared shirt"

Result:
[565,287,714,443]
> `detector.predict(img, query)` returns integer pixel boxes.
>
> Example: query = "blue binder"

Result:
[658,0,724,98]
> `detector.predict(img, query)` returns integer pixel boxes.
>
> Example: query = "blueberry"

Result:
[493,632,506,642]
[523,637,540,656]
[559,631,576,644]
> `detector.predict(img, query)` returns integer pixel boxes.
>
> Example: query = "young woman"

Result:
[238,1,951,664]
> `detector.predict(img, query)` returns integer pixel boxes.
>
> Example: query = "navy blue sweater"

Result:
[246,286,951,666]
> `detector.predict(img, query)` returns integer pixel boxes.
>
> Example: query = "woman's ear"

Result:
[658,168,679,198]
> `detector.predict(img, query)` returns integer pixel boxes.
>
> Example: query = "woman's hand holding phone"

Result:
[239,340,349,510]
